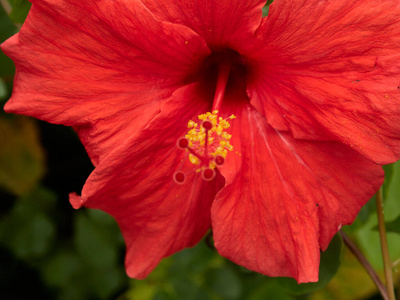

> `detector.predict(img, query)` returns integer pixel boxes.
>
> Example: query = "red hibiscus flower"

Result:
[2,0,400,283]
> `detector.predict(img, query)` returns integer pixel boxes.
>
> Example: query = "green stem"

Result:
[376,186,396,300]
[339,230,389,300]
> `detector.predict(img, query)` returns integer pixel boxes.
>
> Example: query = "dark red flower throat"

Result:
[203,49,247,111]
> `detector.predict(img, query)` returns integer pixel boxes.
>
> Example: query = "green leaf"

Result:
[248,282,295,300]
[41,209,126,300]
[169,239,222,274]
[0,3,17,77]
[9,0,31,23]
[74,210,119,268]
[0,187,57,260]
[382,163,395,198]
[384,215,400,234]
[0,3,17,43]
[373,215,400,234]
[204,267,242,300]
[170,277,211,300]
[0,77,7,100]
[276,233,343,295]
[356,195,376,225]
[42,250,82,288]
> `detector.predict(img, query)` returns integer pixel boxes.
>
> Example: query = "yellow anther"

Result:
[182,111,234,169]
[189,154,200,165]
[221,132,231,140]
[188,120,198,128]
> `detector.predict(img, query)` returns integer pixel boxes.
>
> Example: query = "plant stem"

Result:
[376,186,396,300]
[339,230,389,300]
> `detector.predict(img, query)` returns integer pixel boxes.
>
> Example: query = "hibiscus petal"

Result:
[247,0,400,164]
[70,83,224,278]
[213,104,383,283]
[2,0,210,164]
[141,0,265,51]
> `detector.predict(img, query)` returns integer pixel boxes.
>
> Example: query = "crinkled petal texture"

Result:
[212,92,384,283]
[2,0,210,165]
[71,84,224,278]
[247,0,400,164]
[141,0,265,51]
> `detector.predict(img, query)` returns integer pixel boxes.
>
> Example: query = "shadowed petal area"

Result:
[248,0,400,164]
[141,0,265,51]
[2,0,210,164]
[70,83,224,278]
[213,103,384,283]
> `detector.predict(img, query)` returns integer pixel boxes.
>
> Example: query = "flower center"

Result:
[174,51,241,184]
[174,111,235,183]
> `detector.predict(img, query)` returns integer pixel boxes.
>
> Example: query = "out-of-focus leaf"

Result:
[0,187,56,259]
[0,3,17,77]
[0,77,7,100]
[0,115,45,195]
[153,290,175,300]
[356,195,376,225]
[74,210,118,268]
[8,0,31,23]
[248,282,295,300]
[41,249,86,300]
[385,160,400,220]
[276,234,343,295]
[170,277,211,300]
[42,250,81,288]
[41,209,126,300]
[204,267,242,300]
[384,215,400,234]
[382,163,395,198]
[372,215,400,234]
[0,3,15,40]
[168,238,223,275]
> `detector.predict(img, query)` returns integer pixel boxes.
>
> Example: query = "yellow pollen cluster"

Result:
[185,110,235,169]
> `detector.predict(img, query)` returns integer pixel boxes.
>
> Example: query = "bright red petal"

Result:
[212,103,384,283]
[70,83,224,278]
[247,0,400,164]
[141,0,265,52]
[2,0,210,164]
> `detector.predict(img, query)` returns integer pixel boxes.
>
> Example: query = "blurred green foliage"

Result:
[0,116,45,195]
[0,0,399,299]
[8,0,31,23]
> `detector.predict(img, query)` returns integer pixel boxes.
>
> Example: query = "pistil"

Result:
[212,62,232,112]
[174,60,236,184]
